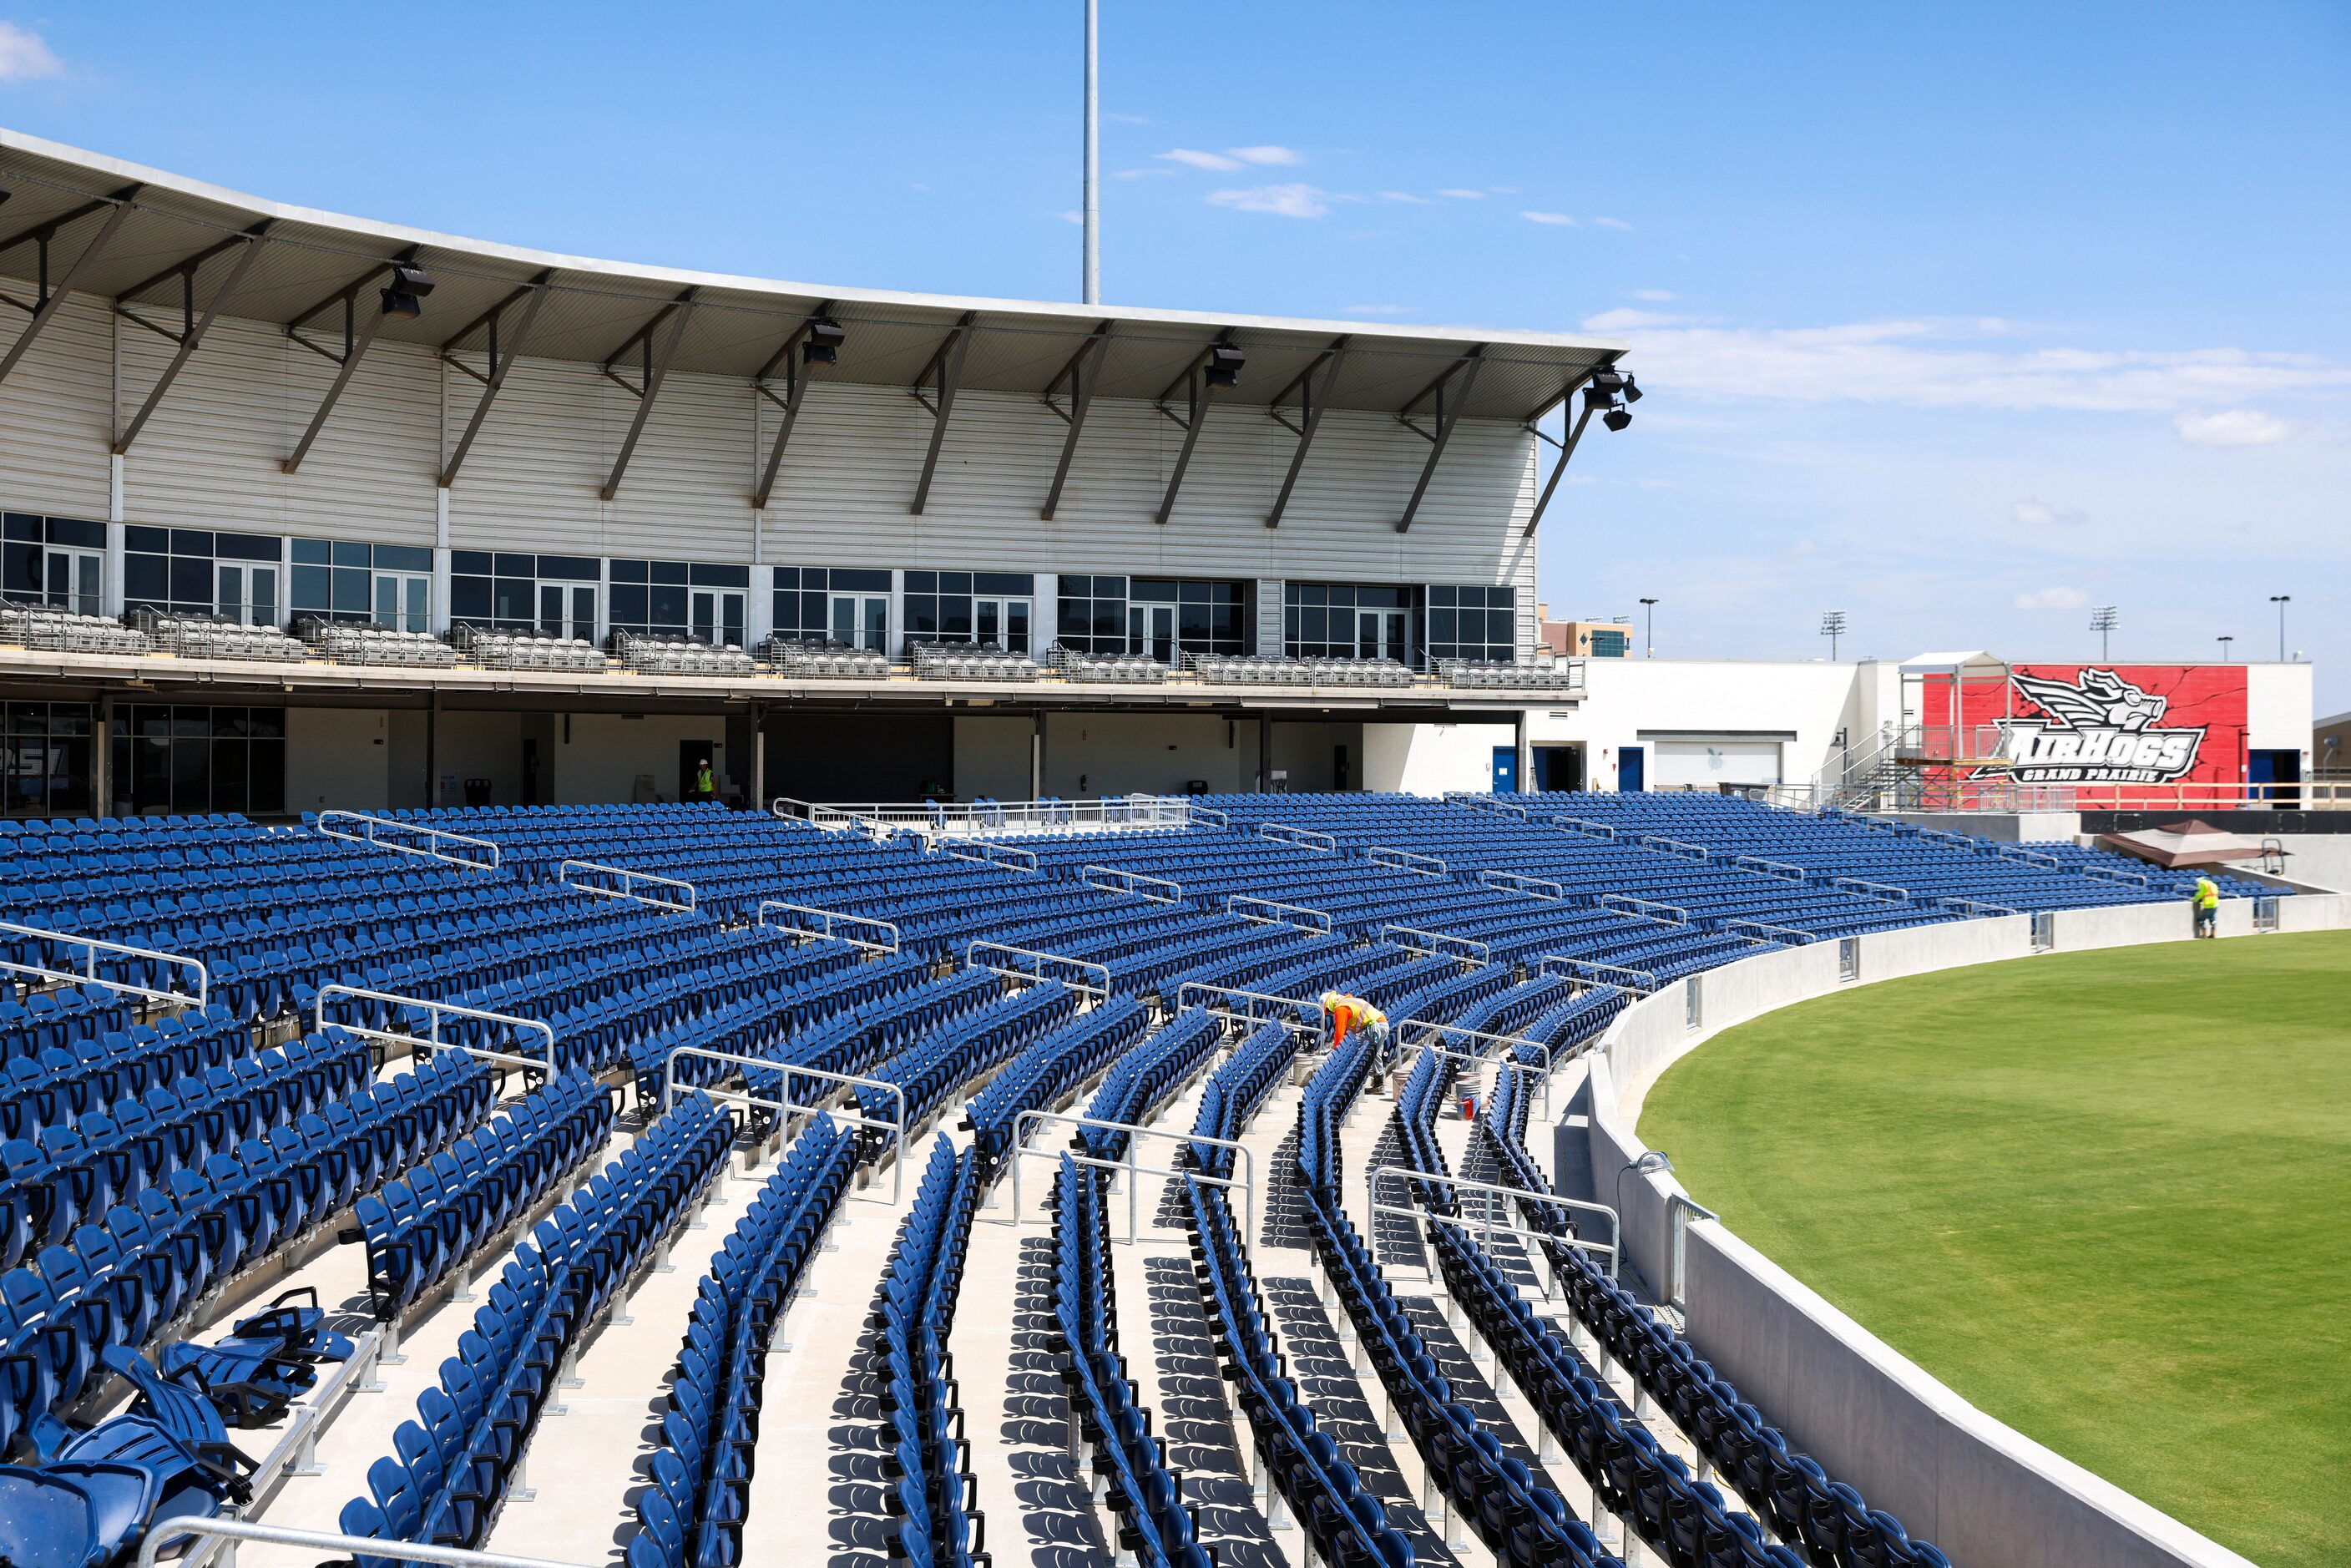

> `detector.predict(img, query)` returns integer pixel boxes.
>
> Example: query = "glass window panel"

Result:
[249,707,286,740]
[976,572,1032,594]
[903,570,936,594]
[650,560,689,586]
[941,571,971,594]
[451,577,492,621]
[170,529,215,555]
[330,541,370,569]
[218,531,280,563]
[836,568,890,592]
[126,525,169,554]
[649,584,687,627]
[291,564,331,611]
[451,550,493,574]
[49,518,104,550]
[331,569,370,615]
[124,555,168,605]
[3,515,39,542]
[248,740,285,814]
[942,599,970,639]
[169,558,211,605]
[0,543,35,599]
[690,563,748,587]
[610,584,647,625]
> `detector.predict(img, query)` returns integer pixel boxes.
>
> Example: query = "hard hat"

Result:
[1321,991,1342,1009]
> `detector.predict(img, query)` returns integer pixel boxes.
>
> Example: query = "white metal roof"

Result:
[0,128,1627,422]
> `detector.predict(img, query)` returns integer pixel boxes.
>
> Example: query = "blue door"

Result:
[1491,746,1519,793]
[1620,745,1646,792]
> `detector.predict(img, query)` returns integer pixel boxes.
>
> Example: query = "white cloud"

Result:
[1105,111,1153,125]
[1342,304,1408,316]
[0,22,62,82]
[1158,148,1243,171]
[1580,307,1704,331]
[1378,190,1431,204]
[2010,498,2086,529]
[2172,408,2294,447]
[1595,216,1634,231]
[1113,166,1177,180]
[1438,188,1485,200]
[1054,210,1083,225]
[2014,586,2089,610]
[1226,145,1302,166]
[1205,183,1332,219]
[1600,317,2351,412]
[1633,289,1678,302]
[1521,210,1575,226]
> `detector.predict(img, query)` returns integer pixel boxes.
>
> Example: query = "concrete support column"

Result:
[751,706,766,808]
[426,691,441,808]
[1031,711,1044,798]
[94,695,113,817]
[1514,709,1532,795]
[433,489,453,633]
[1258,716,1273,792]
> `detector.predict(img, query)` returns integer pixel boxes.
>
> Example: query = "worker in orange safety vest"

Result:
[1322,990,1397,1094]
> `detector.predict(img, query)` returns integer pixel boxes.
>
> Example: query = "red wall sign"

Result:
[1930,665,2248,787]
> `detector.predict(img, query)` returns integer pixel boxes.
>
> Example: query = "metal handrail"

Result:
[1256,821,1339,853]
[1226,893,1333,933]
[1939,897,2023,918]
[1732,853,1808,882]
[1478,867,1565,901]
[137,1518,594,1568]
[0,920,209,1008]
[1601,893,1690,925]
[1723,918,1813,946]
[1379,923,1491,965]
[757,899,901,954]
[1172,982,1329,1033]
[966,939,1111,1000]
[1367,844,1448,878]
[1083,863,1184,903]
[1010,1107,1254,1244]
[1832,876,1911,903]
[1449,793,1532,820]
[312,983,555,1076]
[662,1044,909,1203]
[1395,1019,1555,1119]
[1549,815,1617,839]
[1366,1165,1620,1280]
[1995,846,2064,871]
[1534,954,1656,995]
[315,809,502,871]
[1634,834,1711,861]
[943,839,1040,874]
[2081,864,2151,887]
[1188,804,1230,829]
[558,858,696,912]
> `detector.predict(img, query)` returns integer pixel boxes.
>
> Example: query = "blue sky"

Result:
[4,2,2345,706]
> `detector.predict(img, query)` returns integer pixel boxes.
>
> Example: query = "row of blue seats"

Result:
[0,1005,253,1144]
[1187,1020,1297,1177]
[0,985,137,1068]
[872,1137,987,1568]
[343,1095,736,1560]
[635,950,928,1103]
[634,1114,858,1568]
[854,979,1079,1136]
[738,970,1003,1114]
[963,996,1150,1169]
[1294,1034,1619,1568]
[358,1073,617,1320]
[1075,1010,1223,1162]
[0,1050,495,1455]
[1475,1048,1952,1566]
[1049,1156,1207,1568]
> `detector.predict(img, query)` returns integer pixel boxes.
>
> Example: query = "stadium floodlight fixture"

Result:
[2217,635,2234,661]
[802,316,846,366]
[1585,367,1640,428]
[2270,594,2290,662]
[1203,342,1246,388]
[379,262,436,318]
[2089,604,2119,661]
[1603,406,1632,431]
[1820,610,1848,660]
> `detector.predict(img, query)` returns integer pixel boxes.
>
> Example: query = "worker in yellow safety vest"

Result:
[2192,872,2220,938]
[693,758,716,802]
[1322,990,1397,1094]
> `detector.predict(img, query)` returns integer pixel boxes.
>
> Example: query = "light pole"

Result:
[2270,595,2290,662]
[1081,0,1100,305]
[2217,635,2234,662]
[1639,597,1658,659]
[1819,610,1847,660]
[2090,605,2117,662]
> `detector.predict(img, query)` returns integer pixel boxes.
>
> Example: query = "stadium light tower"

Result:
[1819,610,1847,660]
[1639,597,1659,659]
[2090,604,2118,661]
[1082,0,1100,305]
[2217,635,2234,662]
[2271,594,2290,662]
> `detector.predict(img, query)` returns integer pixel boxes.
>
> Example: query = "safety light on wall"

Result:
[802,316,846,366]
[1203,342,1246,388]
[379,263,437,318]
[1585,366,1640,431]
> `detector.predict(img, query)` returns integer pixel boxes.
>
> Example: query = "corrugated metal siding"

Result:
[1256,577,1284,655]
[0,291,113,518]
[119,315,437,544]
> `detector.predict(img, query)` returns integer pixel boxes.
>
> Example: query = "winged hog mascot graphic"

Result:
[1994,669,2205,783]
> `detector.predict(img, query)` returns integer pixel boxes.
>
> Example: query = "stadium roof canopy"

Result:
[0,129,1626,427]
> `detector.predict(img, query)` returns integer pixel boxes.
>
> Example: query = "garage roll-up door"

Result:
[1652,740,1782,787]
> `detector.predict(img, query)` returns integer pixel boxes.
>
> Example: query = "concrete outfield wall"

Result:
[1576,896,2351,1568]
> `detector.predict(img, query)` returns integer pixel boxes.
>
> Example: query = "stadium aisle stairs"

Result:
[737,1135,923,1568]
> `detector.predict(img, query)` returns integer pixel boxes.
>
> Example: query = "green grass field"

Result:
[1639,929,2351,1568]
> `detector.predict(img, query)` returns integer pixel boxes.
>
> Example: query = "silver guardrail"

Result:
[1732,853,1809,882]
[0,919,209,1009]
[1173,983,1330,1034]
[1633,834,1712,861]
[943,839,1041,874]
[1939,897,2023,918]
[965,939,1111,1000]
[312,983,555,1076]
[1226,893,1334,933]
[1256,820,1339,853]
[1600,893,1691,926]
[757,899,901,953]
[1549,815,1618,840]
[1367,844,1448,878]
[1535,954,1656,995]
[1724,918,1813,946]
[558,858,696,912]
[1832,876,1911,903]
[1477,867,1565,901]
[1082,863,1184,903]
[1378,923,1491,965]
[662,1043,910,1204]
[1366,1165,1620,1280]
[138,1518,595,1568]
[1009,1107,1255,1244]
[1394,1018,1556,1119]
[315,809,501,871]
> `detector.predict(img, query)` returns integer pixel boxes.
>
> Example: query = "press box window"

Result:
[905,570,1034,652]
[107,705,285,817]
[773,566,890,652]
[291,539,434,632]
[1287,582,1415,663]
[449,552,599,640]
[3,513,106,618]
[1427,584,1518,665]
[124,527,284,626]
[609,559,750,647]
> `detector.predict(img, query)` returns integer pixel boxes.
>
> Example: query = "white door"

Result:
[831,593,887,652]
[1652,740,1783,788]
[690,589,745,646]
[217,563,280,627]
[44,549,102,617]
[1356,609,1407,662]
[374,572,430,634]
[1128,604,1176,662]
[975,596,1032,652]
[538,584,597,641]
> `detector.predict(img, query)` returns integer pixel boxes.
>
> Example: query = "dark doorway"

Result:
[1534,744,1584,792]
[1619,745,1646,792]
[1332,744,1351,792]
[2249,748,2301,807]
[762,714,953,802]
[522,739,544,806]
[680,740,717,802]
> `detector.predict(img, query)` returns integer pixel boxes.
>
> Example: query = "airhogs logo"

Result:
[1996,669,2206,783]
